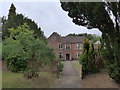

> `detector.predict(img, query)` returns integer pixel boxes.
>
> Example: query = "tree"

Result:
[2,4,45,39]
[3,23,55,78]
[61,2,120,83]
[8,3,16,20]
[3,23,35,72]
[79,39,102,78]
[3,37,27,72]
[25,38,55,78]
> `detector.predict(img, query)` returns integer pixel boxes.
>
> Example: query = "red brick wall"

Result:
[47,33,83,60]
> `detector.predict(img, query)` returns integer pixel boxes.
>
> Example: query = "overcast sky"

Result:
[0,1,102,37]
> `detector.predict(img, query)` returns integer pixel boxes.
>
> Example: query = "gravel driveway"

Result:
[54,61,82,88]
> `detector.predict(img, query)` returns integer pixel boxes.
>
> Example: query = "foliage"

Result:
[24,38,55,78]
[3,37,27,72]
[79,39,101,78]
[8,3,16,20]
[2,4,45,39]
[61,2,120,83]
[100,42,120,83]
[78,54,85,65]
[3,24,55,77]
[56,61,64,78]
[2,23,34,72]
[2,3,55,79]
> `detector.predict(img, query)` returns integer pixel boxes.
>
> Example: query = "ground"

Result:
[1,60,120,88]
[72,61,120,88]
[2,71,56,88]
[54,61,82,88]
[2,60,57,88]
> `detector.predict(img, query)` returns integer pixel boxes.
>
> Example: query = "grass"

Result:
[71,61,82,77]
[2,71,57,88]
[0,69,2,89]
[0,42,2,59]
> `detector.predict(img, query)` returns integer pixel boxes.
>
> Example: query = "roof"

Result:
[48,32,85,43]
[61,36,85,43]
[94,41,101,44]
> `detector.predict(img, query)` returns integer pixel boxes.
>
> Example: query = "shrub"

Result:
[79,39,102,78]
[78,54,87,77]
[56,61,64,78]
[107,63,120,83]
[101,45,120,83]
[3,23,55,75]
[3,37,27,72]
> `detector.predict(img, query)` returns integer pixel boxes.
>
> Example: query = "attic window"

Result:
[52,37,56,40]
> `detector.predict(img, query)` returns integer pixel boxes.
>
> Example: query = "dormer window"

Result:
[52,37,56,40]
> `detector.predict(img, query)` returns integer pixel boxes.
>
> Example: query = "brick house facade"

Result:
[47,32,85,60]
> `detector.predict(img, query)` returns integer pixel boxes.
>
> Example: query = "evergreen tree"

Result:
[2,3,45,39]
[61,2,120,83]
[8,3,16,20]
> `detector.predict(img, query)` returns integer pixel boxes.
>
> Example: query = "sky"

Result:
[0,0,102,37]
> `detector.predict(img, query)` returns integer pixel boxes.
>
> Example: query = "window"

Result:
[52,37,56,40]
[58,52,63,59]
[66,44,71,50]
[76,52,82,58]
[76,43,82,49]
[58,43,63,49]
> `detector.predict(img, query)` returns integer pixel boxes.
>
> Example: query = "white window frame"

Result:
[76,51,82,58]
[65,43,71,50]
[76,43,82,49]
[58,43,63,49]
[58,52,63,59]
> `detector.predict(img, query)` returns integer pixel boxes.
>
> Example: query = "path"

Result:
[54,61,82,88]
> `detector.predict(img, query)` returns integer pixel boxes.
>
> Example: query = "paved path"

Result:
[54,61,82,88]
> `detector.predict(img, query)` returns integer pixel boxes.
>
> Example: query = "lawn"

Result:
[0,42,1,57]
[2,71,57,88]
[71,61,82,77]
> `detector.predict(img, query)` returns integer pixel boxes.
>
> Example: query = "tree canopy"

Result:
[60,2,120,43]
[3,23,55,77]
[2,3,45,39]
[61,2,120,83]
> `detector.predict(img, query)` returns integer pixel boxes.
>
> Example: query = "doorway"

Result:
[66,54,70,60]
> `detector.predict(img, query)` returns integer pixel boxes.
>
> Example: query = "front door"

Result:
[66,54,70,60]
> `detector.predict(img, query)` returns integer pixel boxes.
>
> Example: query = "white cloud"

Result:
[0,1,102,37]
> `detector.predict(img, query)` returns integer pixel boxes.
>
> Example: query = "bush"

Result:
[107,63,120,83]
[56,61,64,78]
[79,54,85,65]
[79,54,87,78]
[79,39,102,78]
[100,43,120,83]
[3,23,55,75]
[3,37,27,72]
